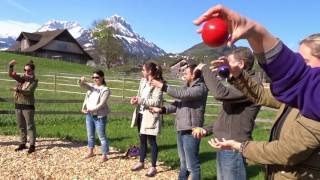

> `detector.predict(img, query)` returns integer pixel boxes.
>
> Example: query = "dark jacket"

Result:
[9,65,38,107]
[232,71,320,180]
[202,66,261,142]
[164,78,208,131]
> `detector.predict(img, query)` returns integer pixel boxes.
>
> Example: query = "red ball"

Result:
[201,18,229,47]
[11,71,17,77]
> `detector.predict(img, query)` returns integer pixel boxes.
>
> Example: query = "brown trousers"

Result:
[15,109,36,145]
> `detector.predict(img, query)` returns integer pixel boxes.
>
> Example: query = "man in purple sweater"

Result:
[194,5,320,121]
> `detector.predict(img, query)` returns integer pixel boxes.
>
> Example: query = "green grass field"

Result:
[0,52,275,179]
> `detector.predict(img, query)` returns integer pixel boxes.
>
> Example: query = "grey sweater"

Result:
[164,78,208,131]
[202,66,261,142]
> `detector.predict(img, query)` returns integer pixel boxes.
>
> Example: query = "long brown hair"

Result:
[143,61,164,81]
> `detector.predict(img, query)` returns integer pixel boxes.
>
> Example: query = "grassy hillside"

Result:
[0,52,272,179]
[0,52,96,75]
[181,42,234,63]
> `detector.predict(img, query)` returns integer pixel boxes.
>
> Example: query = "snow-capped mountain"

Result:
[0,36,16,50]
[103,15,166,58]
[0,17,166,58]
[37,20,92,46]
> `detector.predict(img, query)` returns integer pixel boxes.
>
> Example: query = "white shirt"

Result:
[139,80,151,113]
[86,85,105,111]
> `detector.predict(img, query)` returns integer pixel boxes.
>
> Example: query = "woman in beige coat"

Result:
[130,61,164,177]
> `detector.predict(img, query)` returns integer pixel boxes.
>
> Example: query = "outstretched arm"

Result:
[194,4,320,120]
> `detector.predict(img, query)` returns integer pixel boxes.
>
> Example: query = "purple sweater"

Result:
[257,42,320,121]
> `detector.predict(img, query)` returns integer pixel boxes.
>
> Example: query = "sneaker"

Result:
[28,145,35,154]
[101,155,108,162]
[15,144,26,151]
[84,153,95,159]
[145,167,157,177]
[131,162,144,171]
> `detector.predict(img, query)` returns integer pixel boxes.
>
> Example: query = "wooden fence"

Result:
[0,71,274,119]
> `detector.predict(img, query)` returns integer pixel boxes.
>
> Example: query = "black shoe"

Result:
[28,145,35,154]
[15,144,26,151]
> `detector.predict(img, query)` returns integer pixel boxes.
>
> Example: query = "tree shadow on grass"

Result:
[247,164,264,179]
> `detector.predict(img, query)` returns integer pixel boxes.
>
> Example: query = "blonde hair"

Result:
[300,33,320,59]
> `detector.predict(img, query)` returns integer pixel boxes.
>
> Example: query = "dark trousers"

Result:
[137,113,158,167]
[15,109,36,145]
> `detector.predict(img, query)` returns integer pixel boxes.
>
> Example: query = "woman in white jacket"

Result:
[130,61,164,177]
[79,70,111,162]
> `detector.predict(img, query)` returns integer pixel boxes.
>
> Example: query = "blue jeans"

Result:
[86,114,109,155]
[216,150,246,180]
[177,131,201,180]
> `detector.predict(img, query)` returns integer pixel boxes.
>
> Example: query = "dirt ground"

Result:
[0,136,178,179]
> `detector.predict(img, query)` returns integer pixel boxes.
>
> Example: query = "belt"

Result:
[179,130,192,135]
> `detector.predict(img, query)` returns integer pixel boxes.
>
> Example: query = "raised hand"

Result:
[80,76,86,82]
[209,56,228,72]
[150,79,163,88]
[130,96,138,105]
[9,59,17,66]
[194,4,277,53]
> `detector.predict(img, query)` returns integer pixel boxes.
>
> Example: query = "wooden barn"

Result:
[8,29,92,64]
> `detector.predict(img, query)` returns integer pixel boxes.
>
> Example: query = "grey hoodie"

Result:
[164,78,208,131]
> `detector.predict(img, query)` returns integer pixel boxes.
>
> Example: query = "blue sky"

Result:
[0,0,319,53]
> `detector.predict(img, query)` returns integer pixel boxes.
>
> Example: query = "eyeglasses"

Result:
[24,69,32,72]
[91,76,100,79]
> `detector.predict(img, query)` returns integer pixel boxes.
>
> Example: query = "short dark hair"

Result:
[231,47,255,70]
[25,60,35,71]
[186,64,201,79]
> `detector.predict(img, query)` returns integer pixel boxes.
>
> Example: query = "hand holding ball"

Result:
[201,18,229,47]
[192,127,206,139]
[10,71,17,77]
[218,65,230,78]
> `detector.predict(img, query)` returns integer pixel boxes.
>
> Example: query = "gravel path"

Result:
[0,136,178,179]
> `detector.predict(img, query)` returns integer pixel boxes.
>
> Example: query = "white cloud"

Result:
[6,0,32,15]
[0,20,40,37]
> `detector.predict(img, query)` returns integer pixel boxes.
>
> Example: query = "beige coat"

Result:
[231,71,320,180]
[131,78,163,136]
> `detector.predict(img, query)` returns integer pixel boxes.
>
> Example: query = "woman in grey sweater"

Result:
[79,70,111,162]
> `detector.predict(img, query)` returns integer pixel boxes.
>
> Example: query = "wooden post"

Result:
[122,75,125,101]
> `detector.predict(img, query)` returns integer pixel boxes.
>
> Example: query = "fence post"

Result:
[54,73,57,93]
[122,75,126,101]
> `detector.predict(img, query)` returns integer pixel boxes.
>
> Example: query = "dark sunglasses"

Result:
[92,76,100,79]
[24,69,32,72]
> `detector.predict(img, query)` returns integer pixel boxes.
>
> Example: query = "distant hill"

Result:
[181,42,234,63]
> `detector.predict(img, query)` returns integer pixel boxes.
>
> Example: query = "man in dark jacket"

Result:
[150,64,208,180]
[193,47,261,180]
